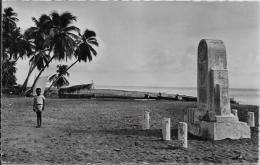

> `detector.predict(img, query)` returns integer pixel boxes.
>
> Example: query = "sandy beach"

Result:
[1,96,258,164]
[2,1,259,164]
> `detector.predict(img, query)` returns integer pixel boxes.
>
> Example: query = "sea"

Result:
[96,85,259,106]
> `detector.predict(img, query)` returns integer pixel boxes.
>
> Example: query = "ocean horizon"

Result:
[96,85,259,106]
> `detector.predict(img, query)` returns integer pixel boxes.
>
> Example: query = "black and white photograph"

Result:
[1,0,259,164]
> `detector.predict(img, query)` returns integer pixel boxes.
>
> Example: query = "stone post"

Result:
[247,112,255,127]
[231,109,238,119]
[162,118,171,141]
[178,122,188,148]
[143,111,150,130]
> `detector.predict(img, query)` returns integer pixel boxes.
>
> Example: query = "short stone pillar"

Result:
[231,109,238,119]
[178,122,188,148]
[162,118,171,141]
[247,112,255,127]
[143,111,150,130]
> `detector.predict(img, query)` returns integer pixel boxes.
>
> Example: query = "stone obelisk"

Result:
[184,39,250,140]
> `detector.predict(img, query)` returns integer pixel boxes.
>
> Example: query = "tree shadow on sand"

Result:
[70,128,163,138]
[70,128,180,139]
[105,129,163,137]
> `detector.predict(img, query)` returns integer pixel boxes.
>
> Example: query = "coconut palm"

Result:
[49,65,70,89]
[21,51,50,93]
[2,7,17,88]
[20,14,52,92]
[3,7,19,60]
[3,7,18,35]
[7,28,33,61]
[2,7,33,88]
[74,29,99,62]
[2,60,17,87]
[31,11,80,91]
[24,14,52,50]
[46,29,98,92]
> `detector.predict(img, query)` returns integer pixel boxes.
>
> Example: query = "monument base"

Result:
[185,108,251,140]
[188,121,251,140]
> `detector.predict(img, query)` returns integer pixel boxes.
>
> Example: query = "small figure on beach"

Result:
[144,93,150,99]
[158,92,162,97]
[33,88,45,128]
[175,94,183,101]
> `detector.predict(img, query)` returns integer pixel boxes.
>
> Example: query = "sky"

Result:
[3,1,260,89]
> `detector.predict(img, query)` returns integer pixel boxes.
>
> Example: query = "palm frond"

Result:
[50,11,60,26]
[39,14,51,25]
[67,32,80,41]
[60,12,77,28]
[75,43,90,62]
[43,36,52,48]
[88,39,99,47]
[32,17,39,27]
[83,29,96,39]
[30,51,50,70]
[54,76,69,88]
[88,44,97,56]
[4,7,18,16]
[56,65,69,76]
[4,7,18,22]
[24,27,38,39]
[49,74,58,82]
[63,26,80,33]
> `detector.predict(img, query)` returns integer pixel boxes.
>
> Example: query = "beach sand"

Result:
[2,97,258,164]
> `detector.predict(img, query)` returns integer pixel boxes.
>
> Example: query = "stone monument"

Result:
[184,39,250,140]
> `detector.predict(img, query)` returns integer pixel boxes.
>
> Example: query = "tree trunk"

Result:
[31,55,55,91]
[20,63,36,94]
[46,59,78,92]
[20,49,49,94]
[31,46,54,91]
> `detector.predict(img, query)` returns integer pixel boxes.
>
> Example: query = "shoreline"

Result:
[96,85,260,91]
[4,85,258,104]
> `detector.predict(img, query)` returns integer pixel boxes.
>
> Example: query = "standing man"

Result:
[33,88,45,128]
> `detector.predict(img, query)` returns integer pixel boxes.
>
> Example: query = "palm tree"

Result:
[2,7,33,88]
[2,28,33,89]
[2,7,17,88]
[3,7,18,35]
[7,28,33,61]
[46,29,98,92]
[2,60,17,87]
[31,11,80,91]
[21,51,50,93]
[49,65,69,89]
[20,14,52,92]
[24,14,52,50]
[3,7,19,60]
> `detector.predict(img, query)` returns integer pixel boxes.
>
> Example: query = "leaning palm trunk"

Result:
[31,55,55,91]
[20,63,37,93]
[31,46,54,91]
[20,50,46,94]
[46,59,78,92]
